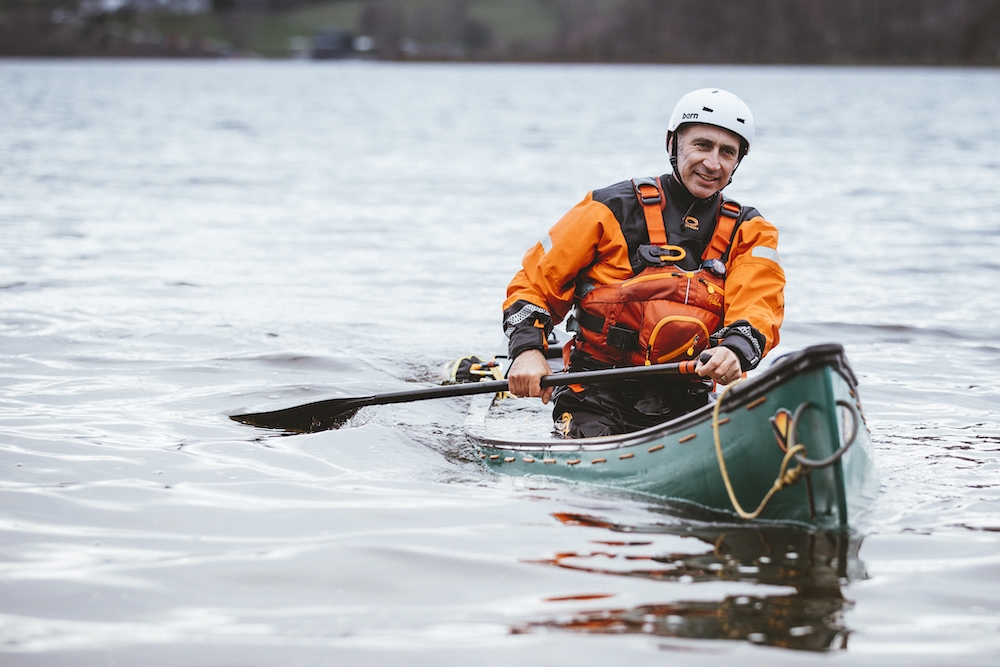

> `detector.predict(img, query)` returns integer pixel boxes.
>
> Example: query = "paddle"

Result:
[230,357,704,434]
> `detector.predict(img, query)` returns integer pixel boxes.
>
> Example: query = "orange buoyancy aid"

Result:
[573,177,743,367]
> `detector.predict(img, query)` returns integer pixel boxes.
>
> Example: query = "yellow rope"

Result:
[711,378,807,520]
[487,361,510,398]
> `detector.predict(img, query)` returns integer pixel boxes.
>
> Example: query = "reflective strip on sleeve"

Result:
[540,233,553,253]
[751,246,781,265]
[503,302,551,336]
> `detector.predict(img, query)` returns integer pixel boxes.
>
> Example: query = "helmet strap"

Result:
[667,131,681,180]
[727,153,745,186]
[728,140,748,185]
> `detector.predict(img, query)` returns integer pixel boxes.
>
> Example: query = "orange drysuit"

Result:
[503,174,785,373]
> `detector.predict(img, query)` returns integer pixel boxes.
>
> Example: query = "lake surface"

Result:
[1,59,998,665]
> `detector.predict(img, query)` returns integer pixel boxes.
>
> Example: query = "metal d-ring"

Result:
[787,399,861,470]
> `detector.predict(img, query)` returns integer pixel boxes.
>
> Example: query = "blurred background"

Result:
[2,0,999,64]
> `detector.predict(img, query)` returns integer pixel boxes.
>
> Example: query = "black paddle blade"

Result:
[230,396,372,434]
[229,360,702,435]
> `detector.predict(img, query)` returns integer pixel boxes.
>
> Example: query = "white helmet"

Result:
[667,88,754,157]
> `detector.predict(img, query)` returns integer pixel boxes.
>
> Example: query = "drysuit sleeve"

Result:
[503,192,632,360]
[716,214,786,370]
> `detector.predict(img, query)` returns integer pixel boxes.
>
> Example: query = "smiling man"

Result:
[503,88,785,438]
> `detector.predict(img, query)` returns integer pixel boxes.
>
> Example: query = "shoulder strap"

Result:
[703,198,745,261]
[631,176,666,246]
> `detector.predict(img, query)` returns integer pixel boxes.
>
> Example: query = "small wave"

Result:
[226,353,365,372]
[786,321,991,344]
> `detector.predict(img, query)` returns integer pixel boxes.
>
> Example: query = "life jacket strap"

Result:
[703,199,743,261]
[631,176,667,246]
[632,177,743,262]
[575,307,606,335]
[575,307,642,353]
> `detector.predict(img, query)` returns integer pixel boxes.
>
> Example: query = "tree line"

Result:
[573,0,1000,65]
[1,0,998,64]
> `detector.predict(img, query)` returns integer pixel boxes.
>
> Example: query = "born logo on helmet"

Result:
[682,112,699,120]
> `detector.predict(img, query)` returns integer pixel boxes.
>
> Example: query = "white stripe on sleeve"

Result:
[751,245,781,265]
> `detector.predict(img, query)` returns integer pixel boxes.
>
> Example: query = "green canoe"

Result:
[467,344,880,530]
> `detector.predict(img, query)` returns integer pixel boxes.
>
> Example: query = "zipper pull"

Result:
[687,335,700,357]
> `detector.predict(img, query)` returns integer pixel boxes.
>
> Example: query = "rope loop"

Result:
[790,399,861,470]
[712,379,808,520]
[711,384,862,521]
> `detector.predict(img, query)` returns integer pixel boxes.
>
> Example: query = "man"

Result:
[503,88,785,438]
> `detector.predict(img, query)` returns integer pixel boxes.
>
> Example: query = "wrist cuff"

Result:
[712,320,765,371]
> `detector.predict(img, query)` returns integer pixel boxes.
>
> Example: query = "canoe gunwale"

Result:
[468,343,859,453]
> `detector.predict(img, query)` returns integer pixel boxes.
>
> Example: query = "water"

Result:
[1,59,998,665]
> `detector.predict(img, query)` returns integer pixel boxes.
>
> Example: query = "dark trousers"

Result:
[551,376,710,438]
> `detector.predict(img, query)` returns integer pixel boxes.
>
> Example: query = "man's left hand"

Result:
[696,347,742,385]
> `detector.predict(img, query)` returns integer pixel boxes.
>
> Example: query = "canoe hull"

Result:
[467,344,879,530]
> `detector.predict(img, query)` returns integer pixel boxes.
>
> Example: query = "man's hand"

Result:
[506,349,554,404]
[697,346,742,385]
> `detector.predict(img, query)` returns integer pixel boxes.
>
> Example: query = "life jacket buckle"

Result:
[607,325,639,352]
[701,258,726,277]
[720,200,742,219]
[639,244,686,267]
[632,177,662,206]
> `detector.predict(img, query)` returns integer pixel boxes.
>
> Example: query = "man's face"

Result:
[673,124,743,199]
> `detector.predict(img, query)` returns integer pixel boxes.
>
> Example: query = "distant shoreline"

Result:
[3,0,998,67]
[1,55,998,69]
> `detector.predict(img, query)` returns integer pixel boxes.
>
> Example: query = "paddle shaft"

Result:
[352,358,701,405]
[231,358,703,432]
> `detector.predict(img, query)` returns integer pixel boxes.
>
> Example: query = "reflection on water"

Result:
[521,594,848,652]
[518,512,864,652]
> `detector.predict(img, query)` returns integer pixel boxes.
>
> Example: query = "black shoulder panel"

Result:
[591,179,650,275]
